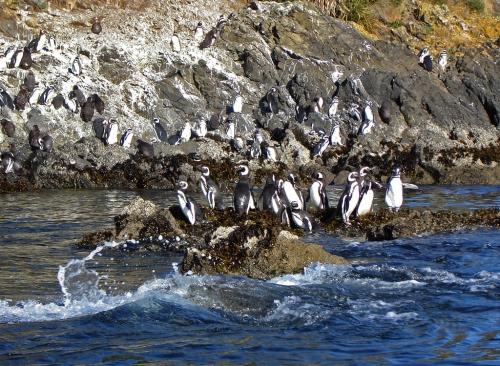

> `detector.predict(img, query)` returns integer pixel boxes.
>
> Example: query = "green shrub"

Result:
[466,0,485,12]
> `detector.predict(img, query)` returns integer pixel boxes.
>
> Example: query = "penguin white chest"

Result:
[283,181,303,209]
[357,189,374,216]
[385,177,403,210]
[309,182,323,209]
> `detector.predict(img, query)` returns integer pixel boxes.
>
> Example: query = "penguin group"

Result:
[417,47,448,73]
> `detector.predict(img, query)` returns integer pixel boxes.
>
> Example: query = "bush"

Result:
[466,0,485,12]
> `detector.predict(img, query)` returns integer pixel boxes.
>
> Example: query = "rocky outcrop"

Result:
[0,0,499,192]
[79,197,499,278]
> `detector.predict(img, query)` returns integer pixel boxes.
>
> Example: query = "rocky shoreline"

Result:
[0,1,499,193]
[79,197,499,279]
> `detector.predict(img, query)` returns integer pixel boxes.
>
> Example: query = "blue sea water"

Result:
[0,186,498,365]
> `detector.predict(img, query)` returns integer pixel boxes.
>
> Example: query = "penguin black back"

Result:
[80,97,95,122]
[137,139,154,158]
[1,119,15,137]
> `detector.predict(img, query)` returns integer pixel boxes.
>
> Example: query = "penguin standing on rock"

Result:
[19,47,33,70]
[313,135,330,157]
[194,22,204,42]
[337,171,360,225]
[233,165,255,215]
[261,175,281,215]
[329,119,343,146]
[266,87,279,115]
[199,166,222,209]
[1,119,15,137]
[356,167,382,217]
[177,181,203,225]
[438,50,447,72]
[0,87,14,110]
[91,94,105,114]
[306,172,328,211]
[28,30,47,53]
[80,97,95,122]
[359,102,375,135]
[38,85,55,106]
[418,47,429,64]
[23,71,37,93]
[385,166,419,212]
[137,139,154,157]
[92,117,107,140]
[232,94,243,113]
[103,119,118,145]
[70,55,82,76]
[423,55,433,72]
[70,85,86,107]
[120,128,133,148]
[152,118,168,142]
[91,17,102,35]
[14,86,30,111]
[289,201,313,232]
[0,151,15,173]
[282,174,304,210]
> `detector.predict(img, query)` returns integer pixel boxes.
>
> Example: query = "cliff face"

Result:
[0,0,498,191]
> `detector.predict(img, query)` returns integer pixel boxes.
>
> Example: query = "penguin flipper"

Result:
[402,183,419,190]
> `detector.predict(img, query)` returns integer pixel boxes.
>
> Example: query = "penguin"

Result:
[14,86,30,111]
[170,33,181,53]
[232,94,243,113]
[418,47,429,64]
[379,100,391,124]
[348,104,362,122]
[266,87,279,115]
[438,50,447,72]
[231,136,245,152]
[249,1,262,11]
[177,181,203,225]
[70,55,82,75]
[64,94,78,113]
[359,102,375,135]
[385,166,403,212]
[28,30,47,53]
[29,86,43,106]
[295,105,308,123]
[289,201,313,232]
[312,96,324,113]
[19,47,33,70]
[23,71,38,93]
[92,117,107,140]
[80,97,95,122]
[103,119,119,145]
[313,135,330,157]
[40,134,53,152]
[329,120,343,146]
[261,175,281,215]
[194,22,204,42]
[28,125,42,151]
[46,35,57,51]
[226,121,235,140]
[70,85,86,107]
[120,128,133,148]
[423,55,433,72]
[208,111,223,131]
[0,151,15,173]
[356,180,375,217]
[262,141,278,162]
[328,96,339,118]
[199,27,218,49]
[233,165,255,215]
[192,119,207,138]
[179,122,192,143]
[151,118,168,142]
[3,45,16,64]
[91,17,102,35]
[8,48,23,68]
[1,119,15,137]
[51,94,65,110]
[306,172,328,211]
[137,139,154,157]
[38,85,55,105]
[0,87,14,109]
[250,131,263,159]
[336,171,360,225]
[199,166,222,209]
[91,94,105,114]
[282,174,304,210]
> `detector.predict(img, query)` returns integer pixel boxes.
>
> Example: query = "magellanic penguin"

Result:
[266,87,279,115]
[262,141,278,162]
[313,135,330,158]
[1,119,15,137]
[250,130,263,159]
[418,47,429,64]
[289,201,313,232]
[28,30,47,53]
[385,166,419,212]
[226,121,235,140]
[14,86,30,111]
[0,87,15,110]
[192,119,207,138]
[137,139,154,157]
[194,22,204,42]
[282,174,304,210]
[337,171,360,225]
[261,175,282,215]
[8,48,23,69]
[38,85,55,105]
[295,105,308,123]
[80,97,95,122]
[438,50,447,72]
[19,47,33,70]
[70,55,82,75]
[312,96,324,113]
[103,119,119,145]
[306,172,328,212]
[233,165,255,215]
[359,102,375,135]
[177,181,203,225]
[355,167,382,217]
[120,128,133,148]
[423,55,433,72]
[91,17,102,35]
[328,96,339,118]
[232,94,243,113]
[329,119,343,146]
[152,118,168,142]
[51,94,65,110]
[23,71,37,93]
[199,166,222,210]
[179,122,192,143]
[1,151,15,173]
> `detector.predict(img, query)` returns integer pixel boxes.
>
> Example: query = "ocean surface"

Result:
[0,186,499,365]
